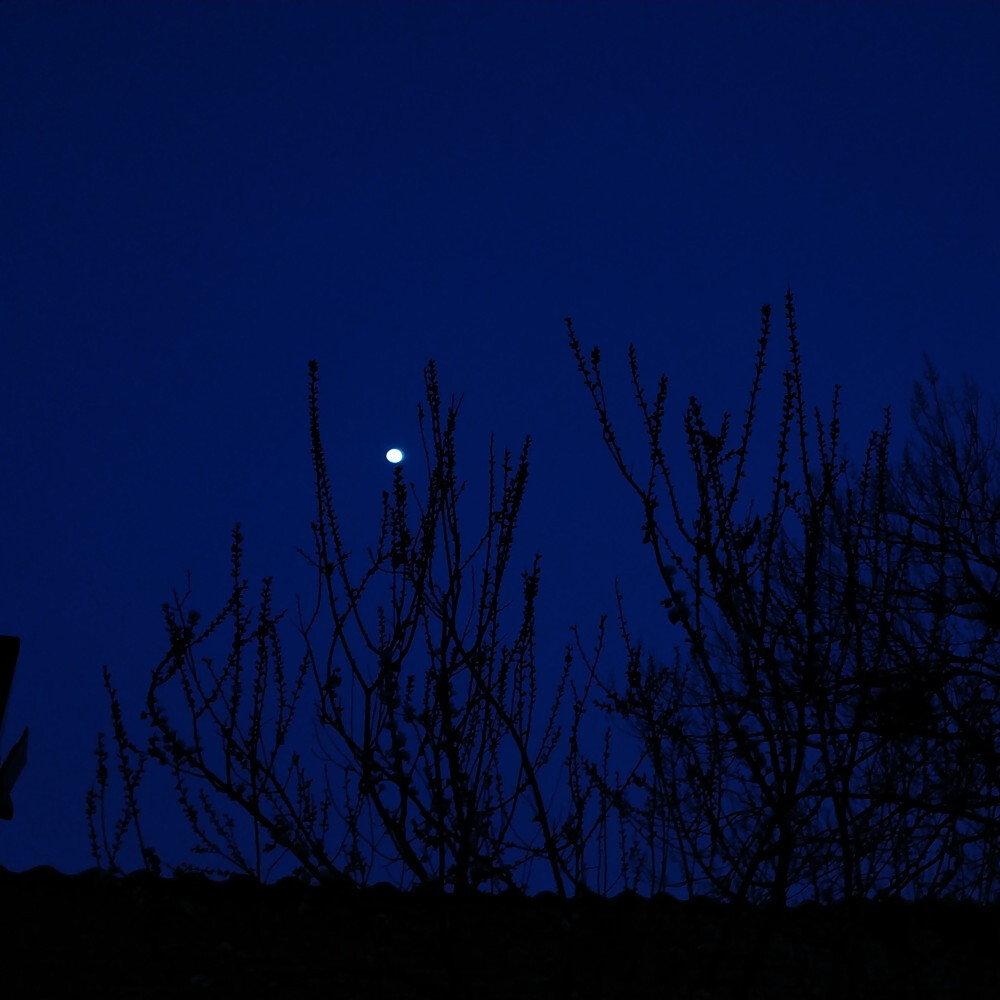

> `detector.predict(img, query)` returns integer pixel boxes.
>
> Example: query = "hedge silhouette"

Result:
[88,294,1000,906]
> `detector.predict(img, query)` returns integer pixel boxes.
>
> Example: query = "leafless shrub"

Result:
[89,299,1000,907]
[295,359,590,892]
[859,362,1000,900]
[89,360,607,894]
[567,292,1000,906]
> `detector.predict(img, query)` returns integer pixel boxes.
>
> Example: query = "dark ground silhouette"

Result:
[3,865,997,998]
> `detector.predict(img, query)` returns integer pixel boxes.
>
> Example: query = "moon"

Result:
[386,448,404,464]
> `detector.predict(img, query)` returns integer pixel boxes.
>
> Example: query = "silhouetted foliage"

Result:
[566,292,1000,907]
[89,296,1000,913]
[88,360,609,894]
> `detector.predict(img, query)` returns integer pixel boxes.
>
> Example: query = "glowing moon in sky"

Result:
[386,448,404,464]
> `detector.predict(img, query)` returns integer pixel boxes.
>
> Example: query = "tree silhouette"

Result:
[88,360,603,894]
[863,361,1000,898]
[567,292,1000,907]
[88,298,1000,914]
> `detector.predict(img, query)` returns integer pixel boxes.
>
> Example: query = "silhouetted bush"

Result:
[89,295,1000,910]
[567,292,1000,906]
[88,360,609,894]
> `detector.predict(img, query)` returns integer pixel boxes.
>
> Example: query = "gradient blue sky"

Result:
[2,1,999,877]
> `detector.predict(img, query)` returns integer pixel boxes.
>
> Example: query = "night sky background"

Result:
[2,2,999,882]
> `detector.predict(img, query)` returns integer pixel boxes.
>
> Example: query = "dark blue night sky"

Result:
[2,2,999,879]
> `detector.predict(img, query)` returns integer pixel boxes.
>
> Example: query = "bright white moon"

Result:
[386,448,404,464]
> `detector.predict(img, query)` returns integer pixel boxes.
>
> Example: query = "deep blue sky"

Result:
[2,2,999,878]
